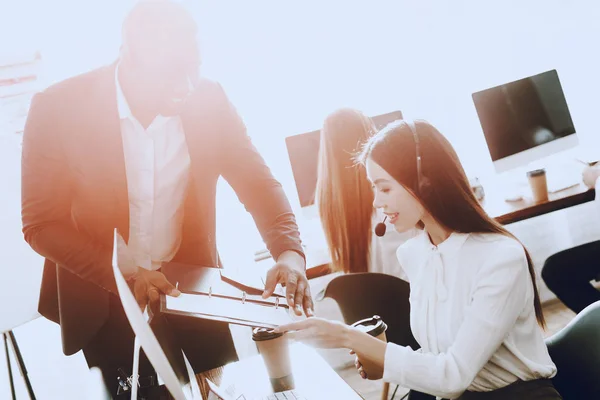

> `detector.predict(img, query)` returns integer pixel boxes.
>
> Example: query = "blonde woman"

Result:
[315,108,413,276]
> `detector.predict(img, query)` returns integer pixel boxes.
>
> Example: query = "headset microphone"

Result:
[375,216,387,237]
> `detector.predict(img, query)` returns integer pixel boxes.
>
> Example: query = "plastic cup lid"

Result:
[527,169,546,177]
[350,315,387,337]
[252,327,283,341]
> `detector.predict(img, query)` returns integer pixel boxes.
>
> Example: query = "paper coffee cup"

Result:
[351,315,388,380]
[252,328,294,391]
[527,169,549,203]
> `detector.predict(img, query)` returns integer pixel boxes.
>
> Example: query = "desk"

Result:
[195,343,363,399]
[483,183,596,225]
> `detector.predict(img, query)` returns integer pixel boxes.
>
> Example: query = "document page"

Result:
[165,293,292,327]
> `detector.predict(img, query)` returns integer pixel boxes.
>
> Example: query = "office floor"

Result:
[0,298,576,400]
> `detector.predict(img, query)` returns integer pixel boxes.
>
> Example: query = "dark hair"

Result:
[358,119,546,328]
[316,108,376,273]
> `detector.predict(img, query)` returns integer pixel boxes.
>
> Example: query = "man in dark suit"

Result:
[21,1,312,396]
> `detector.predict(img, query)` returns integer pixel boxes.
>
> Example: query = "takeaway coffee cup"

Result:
[252,328,294,391]
[527,169,549,203]
[351,315,388,380]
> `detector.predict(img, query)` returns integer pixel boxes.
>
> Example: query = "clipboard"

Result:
[219,268,284,298]
[159,263,292,328]
[159,292,292,329]
[161,262,284,302]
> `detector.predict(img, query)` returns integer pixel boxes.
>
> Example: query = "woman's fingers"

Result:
[353,356,366,379]
[354,357,362,370]
[358,365,367,379]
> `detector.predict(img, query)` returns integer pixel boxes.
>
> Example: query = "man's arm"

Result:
[21,92,117,294]
[216,85,312,315]
[217,86,304,262]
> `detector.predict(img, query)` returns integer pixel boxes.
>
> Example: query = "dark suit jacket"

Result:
[21,63,304,356]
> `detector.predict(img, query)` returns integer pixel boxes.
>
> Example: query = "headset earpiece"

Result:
[405,119,432,197]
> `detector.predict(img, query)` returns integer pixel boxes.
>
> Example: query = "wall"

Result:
[195,0,600,266]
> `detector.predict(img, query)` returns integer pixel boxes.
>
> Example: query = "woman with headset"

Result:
[277,120,560,399]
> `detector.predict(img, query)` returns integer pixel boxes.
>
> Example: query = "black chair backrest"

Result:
[545,300,600,398]
[321,272,419,350]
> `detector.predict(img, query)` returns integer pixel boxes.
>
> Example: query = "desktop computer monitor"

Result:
[472,69,577,173]
[285,110,403,218]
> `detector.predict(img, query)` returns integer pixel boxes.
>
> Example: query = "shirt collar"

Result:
[115,63,133,120]
[420,229,470,255]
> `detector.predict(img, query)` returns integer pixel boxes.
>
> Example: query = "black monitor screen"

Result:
[472,69,575,162]
[285,110,403,207]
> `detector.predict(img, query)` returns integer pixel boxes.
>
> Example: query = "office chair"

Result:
[317,272,419,400]
[545,300,600,398]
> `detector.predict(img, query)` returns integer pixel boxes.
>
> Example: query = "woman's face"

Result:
[366,158,424,232]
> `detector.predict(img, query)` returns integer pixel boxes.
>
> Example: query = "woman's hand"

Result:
[275,317,352,349]
[350,350,368,380]
[277,318,387,380]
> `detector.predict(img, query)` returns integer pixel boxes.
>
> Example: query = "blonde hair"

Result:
[316,108,376,273]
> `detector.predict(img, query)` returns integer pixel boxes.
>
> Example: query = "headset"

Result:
[405,119,431,196]
[375,119,431,236]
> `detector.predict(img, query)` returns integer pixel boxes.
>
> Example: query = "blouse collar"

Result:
[420,229,470,255]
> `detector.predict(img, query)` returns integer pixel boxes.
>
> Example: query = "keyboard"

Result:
[259,390,307,400]
[206,377,308,400]
[546,171,581,193]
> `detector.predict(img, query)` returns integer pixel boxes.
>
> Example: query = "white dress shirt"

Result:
[383,231,557,399]
[115,65,191,274]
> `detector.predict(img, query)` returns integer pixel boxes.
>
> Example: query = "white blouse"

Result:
[383,231,557,399]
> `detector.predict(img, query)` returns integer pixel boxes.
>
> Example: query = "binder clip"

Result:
[208,286,212,299]
[241,291,247,304]
[275,297,279,310]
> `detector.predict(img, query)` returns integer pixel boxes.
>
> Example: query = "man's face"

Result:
[132,32,200,116]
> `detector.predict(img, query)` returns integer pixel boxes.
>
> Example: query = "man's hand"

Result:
[262,250,313,317]
[582,165,600,189]
[130,268,181,311]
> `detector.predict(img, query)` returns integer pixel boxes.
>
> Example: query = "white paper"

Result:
[111,230,188,400]
[166,293,293,327]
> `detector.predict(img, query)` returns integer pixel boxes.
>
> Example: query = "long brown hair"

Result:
[359,119,546,328]
[316,108,376,273]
